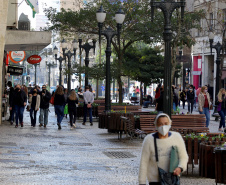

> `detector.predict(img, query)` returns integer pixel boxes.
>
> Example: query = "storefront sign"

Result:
[27,55,42,64]
[192,71,201,75]
[7,66,23,76]
[9,51,26,63]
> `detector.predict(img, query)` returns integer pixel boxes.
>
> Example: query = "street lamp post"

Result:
[209,32,225,105]
[34,63,39,85]
[96,5,125,112]
[53,46,65,86]
[46,61,57,88]
[55,39,78,91]
[151,0,185,116]
[78,39,96,87]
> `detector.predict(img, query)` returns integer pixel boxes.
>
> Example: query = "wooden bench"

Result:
[139,114,209,134]
[97,105,141,115]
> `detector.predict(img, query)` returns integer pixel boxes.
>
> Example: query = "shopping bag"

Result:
[64,104,69,114]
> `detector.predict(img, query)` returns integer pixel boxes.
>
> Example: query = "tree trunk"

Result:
[117,76,123,104]
[96,78,99,99]
[140,82,143,106]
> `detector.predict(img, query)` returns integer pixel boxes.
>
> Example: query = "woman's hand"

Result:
[173,167,181,176]
[219,100,222,102]
[199,108,203,112]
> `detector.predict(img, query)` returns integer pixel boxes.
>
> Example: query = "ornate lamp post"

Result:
[151,0,185,116]
[96,5,125,112]
[79,39,96,87]
[46,61,57,88]
[53,46,65,86]
[58,39,78,91]
[209,32,225,102]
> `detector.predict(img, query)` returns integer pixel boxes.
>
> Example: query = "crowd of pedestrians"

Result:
[7,82,94,130]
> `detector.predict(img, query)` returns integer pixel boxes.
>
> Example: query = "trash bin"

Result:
[214,147,226,184]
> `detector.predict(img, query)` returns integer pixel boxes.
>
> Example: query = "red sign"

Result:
[27,55,42,64]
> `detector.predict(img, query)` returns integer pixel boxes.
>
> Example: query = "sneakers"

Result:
[57,123,61,130]
[15,125,18,128]
[90,122,93,126]
[73,123,76,128]
[20,122,23,127]
[219,128,223,132]
[82,122,85,125]
[70,127,74,130]
[39,123,43,127]
[10,121,13,125]
[44,124,47,128]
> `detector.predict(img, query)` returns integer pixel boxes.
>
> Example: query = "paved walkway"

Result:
[0,105,218,184]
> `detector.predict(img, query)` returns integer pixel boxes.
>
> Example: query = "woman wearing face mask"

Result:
[216,88,226,132]
[139,113,188,185]
[28,88,40,127]
[198,86,211,127]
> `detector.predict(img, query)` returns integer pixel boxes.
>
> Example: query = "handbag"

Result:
[154,136,180,185]
[87,104,92,108]
[26,105,30,112]
[64,104,69,114]
[210,103,213,110]
[50,96,54,105]
[169,146,179,173]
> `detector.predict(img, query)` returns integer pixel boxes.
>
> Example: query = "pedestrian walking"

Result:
[139,113,188,184]
[67,90,78,129]
[7,81,15,125]
[187,86,195,114]
[193,86,197,109]
[10,84,27,128]
[54,86,65,130]
[180,89,186,109]
[155,86,164,114]
[28,88,40,127]
[216,88,226,132]
[198,86,211,127]
[39,85,51,128]
[82,86,94,126]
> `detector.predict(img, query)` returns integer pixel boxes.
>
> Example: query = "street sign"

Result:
[7,66,23,76]
[9,51,26,63]
[27,55,42,64]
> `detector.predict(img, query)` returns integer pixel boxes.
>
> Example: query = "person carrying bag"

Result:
[138,113,188,185]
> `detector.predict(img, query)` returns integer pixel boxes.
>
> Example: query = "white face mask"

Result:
[204,90,207,93]
[157,125,171,136]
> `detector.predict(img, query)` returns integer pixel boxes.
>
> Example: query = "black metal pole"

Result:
[59,60,62,86]
[48,65,51,88]
[216,56,221,100]
[151,0,185,117]
[68,56,71,91]
[79,40,96,87]
[85,57,89,87]
[105,40,112,112]
[34,64,37,85]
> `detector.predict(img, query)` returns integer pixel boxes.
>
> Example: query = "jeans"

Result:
[187,99,194,113]
[14,105,25,126]
[54,105,64,124]
[173,102,176,111]
[69,109,77,126]
[39,108,49,125]
[194,97,197,108]
[181,100,185,109]
[143,101,152,107]
[218,108,226,129]
[83,104,92,123]
[10,107,15,122]
[30,108,37,126]
[199,107,210,127]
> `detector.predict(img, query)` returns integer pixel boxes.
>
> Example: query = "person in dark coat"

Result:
[67,90,78,129]
[180,89,186,109]
[10,84,27,128]
[7,81,14,124]
[155,86,164,113]
[187,86,195,114]
[54,86,65,130]
[38,85,51,128]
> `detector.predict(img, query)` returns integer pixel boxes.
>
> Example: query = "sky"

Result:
[18,0,49,29]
